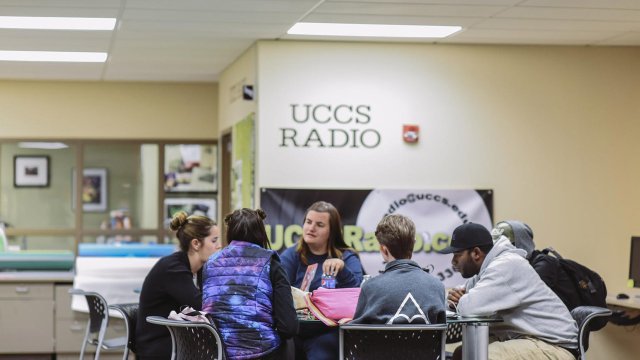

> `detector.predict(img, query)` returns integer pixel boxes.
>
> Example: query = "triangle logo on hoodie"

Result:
[387,292,429,324]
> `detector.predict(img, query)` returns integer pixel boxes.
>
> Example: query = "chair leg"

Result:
[167,326,176,360]
[79,324,91,360]
[122,348,129,360]
[94,339,103,360]
[94,321,109,360]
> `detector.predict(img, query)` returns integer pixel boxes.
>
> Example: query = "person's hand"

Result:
[322,258,345,276]
[447,287,466,308]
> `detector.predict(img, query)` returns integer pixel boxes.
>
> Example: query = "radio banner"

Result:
[260,188,493,288]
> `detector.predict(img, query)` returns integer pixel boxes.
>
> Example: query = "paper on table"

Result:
[300,263,318,292]
[291,287,309,310]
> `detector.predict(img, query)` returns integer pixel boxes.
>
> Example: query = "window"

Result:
[0,139,217,253]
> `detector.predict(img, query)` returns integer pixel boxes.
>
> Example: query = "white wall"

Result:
[218,45,257,132]
[218,44,258,214]
[256,40,640,359]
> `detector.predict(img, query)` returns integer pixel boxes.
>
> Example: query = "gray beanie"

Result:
[496,220,535,259]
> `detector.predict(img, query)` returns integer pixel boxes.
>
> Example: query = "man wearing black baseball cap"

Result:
[440,222,493,278]
[444,223,578,360]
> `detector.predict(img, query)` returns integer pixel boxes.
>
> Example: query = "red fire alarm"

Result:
[403,125,420,143]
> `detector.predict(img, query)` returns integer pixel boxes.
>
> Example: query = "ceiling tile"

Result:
[0,29,112,51]
[0,61,103,80]
[303,13,481,27]
[445,28,621,45]
[121,8,302,24]
[0,0,121,8]
[314,3,506,17]
[126,0,319,12]
[325,0,519,4]
[0,0,638,82]
[498,6,640,22]
[595,31,640,45]
[521,0,640,10]
[117,20,287,38]
[474,18,640,32]
[0,5,120,17]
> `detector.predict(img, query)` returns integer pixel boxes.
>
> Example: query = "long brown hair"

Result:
[296,201,354,265]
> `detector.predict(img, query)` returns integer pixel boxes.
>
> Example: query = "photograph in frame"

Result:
[14,155,50,187]
[73,168,108,212]
[164,144,217,192]
[164,198,216,227]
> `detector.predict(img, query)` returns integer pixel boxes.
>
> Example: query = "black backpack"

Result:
[530,247,608,330]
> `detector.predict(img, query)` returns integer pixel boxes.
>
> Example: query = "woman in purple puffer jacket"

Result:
[202,208,298,360]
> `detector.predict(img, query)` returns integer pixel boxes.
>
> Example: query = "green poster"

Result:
[231,113,255,209]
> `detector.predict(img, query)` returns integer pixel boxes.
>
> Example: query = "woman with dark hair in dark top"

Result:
[202,208,298,360]
[135,211,220,360]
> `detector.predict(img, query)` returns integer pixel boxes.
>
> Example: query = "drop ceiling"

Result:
[0,0,639,82]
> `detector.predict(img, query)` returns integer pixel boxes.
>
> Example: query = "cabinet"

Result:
[0,281,126,359]
[55,284,87,353]
[0,283,55,353]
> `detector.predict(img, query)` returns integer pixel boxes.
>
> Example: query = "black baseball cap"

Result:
[439,222,492,254]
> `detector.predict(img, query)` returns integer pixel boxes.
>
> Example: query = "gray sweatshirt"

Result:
[458,238,578,348]
[352,259,446,325]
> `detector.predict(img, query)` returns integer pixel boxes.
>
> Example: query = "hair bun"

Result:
[169,211,189,231]
[255,208,267,220]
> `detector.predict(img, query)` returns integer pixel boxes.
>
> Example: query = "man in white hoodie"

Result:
[443,222,578,360]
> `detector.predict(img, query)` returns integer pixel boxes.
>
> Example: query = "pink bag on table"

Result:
[304,287,361,326]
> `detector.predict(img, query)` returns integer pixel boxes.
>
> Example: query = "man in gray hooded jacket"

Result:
[444,222,578,360]
[493,220,580,311]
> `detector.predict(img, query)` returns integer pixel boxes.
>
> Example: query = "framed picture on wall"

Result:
[164,198,216,227]
[73,168,108,212]
[164,144,217,193]
[14,155,50,187]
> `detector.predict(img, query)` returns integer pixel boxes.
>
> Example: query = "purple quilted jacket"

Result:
[202,240,279,359]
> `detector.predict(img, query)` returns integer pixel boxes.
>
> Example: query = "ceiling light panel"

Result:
[288,23,461,38]
[18,142,68,149]
[0,50,108,62]
[0,16,116,30]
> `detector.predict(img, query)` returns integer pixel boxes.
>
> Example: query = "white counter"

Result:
[71,256,159,312]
